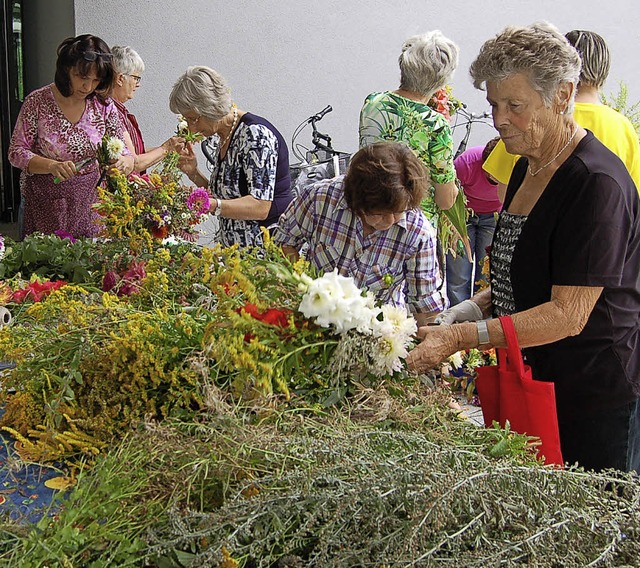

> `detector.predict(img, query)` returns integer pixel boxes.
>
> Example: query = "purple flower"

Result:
[186,187,211,215]
[54,230,77,243]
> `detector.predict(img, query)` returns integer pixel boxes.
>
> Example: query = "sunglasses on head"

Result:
[82,51,113,62]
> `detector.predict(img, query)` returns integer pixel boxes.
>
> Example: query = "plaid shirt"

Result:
[274,177,446,314]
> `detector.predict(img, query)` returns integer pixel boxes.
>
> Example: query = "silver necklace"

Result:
[527,128,577,177]
[218,106,238,148]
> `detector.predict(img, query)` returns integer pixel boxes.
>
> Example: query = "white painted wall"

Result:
[71,0,640,159]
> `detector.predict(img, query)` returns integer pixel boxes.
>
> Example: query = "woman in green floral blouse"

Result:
[359,30,466,252]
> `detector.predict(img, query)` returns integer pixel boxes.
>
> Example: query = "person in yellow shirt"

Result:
[483,29,640,194]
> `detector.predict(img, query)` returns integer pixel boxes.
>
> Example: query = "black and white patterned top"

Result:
[491,212,528,316]
[206,113,291,248]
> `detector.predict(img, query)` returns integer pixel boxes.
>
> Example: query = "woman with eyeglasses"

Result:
[169,66,293,248]
[8,34,134,238]
[111,46,184,173]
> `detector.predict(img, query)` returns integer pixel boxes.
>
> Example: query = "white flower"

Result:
[299,269,378,334]
[0,236,4,261]
[377,305,417,337]
[177,116,188,132]
[106,137,124,160]
[372,334,410,375]
[448,351,464,369]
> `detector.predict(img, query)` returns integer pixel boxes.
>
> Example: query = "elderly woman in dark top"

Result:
[111,45,184,173]
[170,66,292,248]
[407,22,640,473]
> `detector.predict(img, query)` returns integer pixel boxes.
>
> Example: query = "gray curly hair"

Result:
[469,22,581,112]
[398,30,459,97]
[169,66,233,121]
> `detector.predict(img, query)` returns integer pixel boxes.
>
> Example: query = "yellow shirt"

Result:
[483,102,640,192]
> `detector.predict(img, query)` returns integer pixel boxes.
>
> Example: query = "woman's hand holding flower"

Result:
[111,154,135,176]
[406,323,466,372]
[48,159,78,182]
[161,136,186,156]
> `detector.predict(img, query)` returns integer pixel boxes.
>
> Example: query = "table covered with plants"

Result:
[0,154,638,567]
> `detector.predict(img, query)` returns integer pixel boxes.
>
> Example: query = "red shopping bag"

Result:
[475,315,564,466]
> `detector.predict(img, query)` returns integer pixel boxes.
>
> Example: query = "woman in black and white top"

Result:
[170,66,292,248]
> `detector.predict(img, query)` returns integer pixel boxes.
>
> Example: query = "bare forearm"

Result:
[27,155,59,175]
[467,285,603,351]
[407,285,602,372]
[214,196,271,221]
[433,181,458,210]
[134,146,167,172]
[186,168,209,188]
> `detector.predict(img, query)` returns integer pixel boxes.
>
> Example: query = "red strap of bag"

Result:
[497,315,526,377]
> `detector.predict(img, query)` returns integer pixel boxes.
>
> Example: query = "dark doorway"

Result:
[0,0,23,223]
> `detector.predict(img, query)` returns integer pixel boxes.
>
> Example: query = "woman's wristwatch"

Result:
[476,320,490,345]
[214,198,222,217]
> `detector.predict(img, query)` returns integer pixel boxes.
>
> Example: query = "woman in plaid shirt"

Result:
[274,142,446,325]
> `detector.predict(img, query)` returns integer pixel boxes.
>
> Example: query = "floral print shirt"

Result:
[359,91,456,224]
[8,85,127,237]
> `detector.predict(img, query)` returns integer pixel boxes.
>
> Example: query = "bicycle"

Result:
[451,106,494,159]
[289,105,351,194]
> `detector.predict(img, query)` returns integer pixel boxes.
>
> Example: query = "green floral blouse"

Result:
[359,91,456,224]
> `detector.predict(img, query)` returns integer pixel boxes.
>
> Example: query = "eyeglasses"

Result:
[82,51,113,62]
[126,74,142,86]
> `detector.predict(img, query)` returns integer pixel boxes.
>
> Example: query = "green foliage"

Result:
[0,234,104,283]
[2,389,638,566]
[601,80,640,137]
[0,436,164,567]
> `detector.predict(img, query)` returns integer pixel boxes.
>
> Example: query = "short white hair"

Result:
[169,66,232,121]
[111,45,145,76]
[399,31,459,97]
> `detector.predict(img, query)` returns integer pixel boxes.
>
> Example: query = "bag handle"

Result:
[497,315,526,376]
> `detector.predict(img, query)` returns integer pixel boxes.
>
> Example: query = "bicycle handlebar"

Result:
[308,105,333,124]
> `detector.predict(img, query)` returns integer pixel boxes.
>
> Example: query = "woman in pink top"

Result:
[446,137,501,305]
[9,34,133,238]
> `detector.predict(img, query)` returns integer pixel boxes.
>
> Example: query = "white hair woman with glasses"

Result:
[111,45,184,173]
[170,65,292,248]
[8,34,133,238]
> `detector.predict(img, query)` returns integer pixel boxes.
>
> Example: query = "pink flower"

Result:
[54,230,77,243]
[186,188,211,215]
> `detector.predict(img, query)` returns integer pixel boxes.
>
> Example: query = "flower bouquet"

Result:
[93,152,210,250]
[96,134,125,168]
[0,237,419,463]
[428,85,464,122]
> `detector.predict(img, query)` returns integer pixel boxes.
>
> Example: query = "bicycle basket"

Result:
[290,152,352,197]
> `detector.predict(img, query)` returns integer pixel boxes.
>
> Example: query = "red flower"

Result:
[239,303,291,328]
[237,303,293,342]
[151,225,169,239]
[11,280,67,303]
[102,271,119,292]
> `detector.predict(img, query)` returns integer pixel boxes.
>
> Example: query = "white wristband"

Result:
[214,198,222,217]
[476,320,490,345]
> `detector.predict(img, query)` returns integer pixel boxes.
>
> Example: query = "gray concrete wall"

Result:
[69,0,640,158]
[22,0,74,94]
